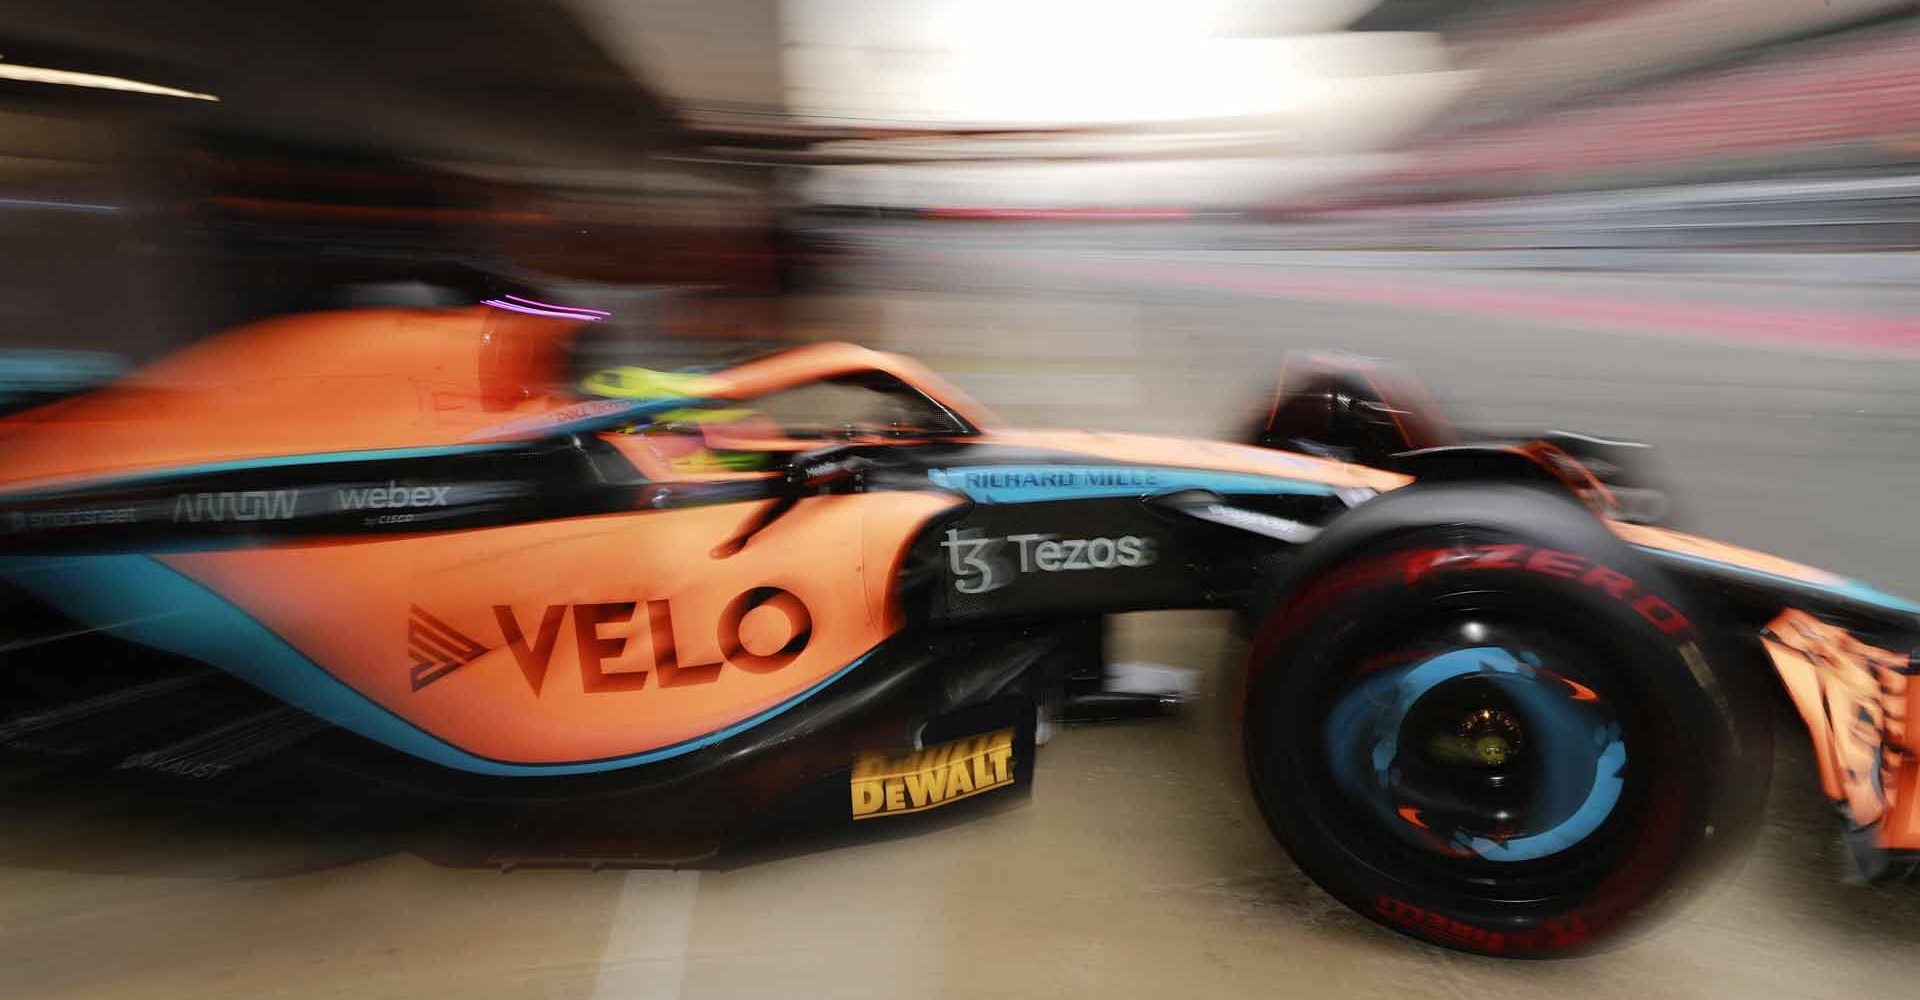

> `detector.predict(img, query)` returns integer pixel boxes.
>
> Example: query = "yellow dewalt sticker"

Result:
[850,728,1016,820]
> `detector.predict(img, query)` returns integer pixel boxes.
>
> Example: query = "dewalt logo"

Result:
[850,728,1015,820]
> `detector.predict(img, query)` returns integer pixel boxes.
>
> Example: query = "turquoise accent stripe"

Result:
[0,349,126,403]
[927,464,1337,504]
[1,443,518,501]
[1634,545,1920,616]
[0,554,872,776]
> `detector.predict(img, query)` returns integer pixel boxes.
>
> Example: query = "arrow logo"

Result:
[408,605,488,691]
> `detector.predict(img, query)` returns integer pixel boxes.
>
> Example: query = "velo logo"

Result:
[409,588,814,695]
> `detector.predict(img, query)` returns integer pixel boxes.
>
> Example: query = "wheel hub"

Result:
[1324,627,1628,866]
[1457,707,1523,767]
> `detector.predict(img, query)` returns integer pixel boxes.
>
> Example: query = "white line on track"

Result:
[589,870,701,1000]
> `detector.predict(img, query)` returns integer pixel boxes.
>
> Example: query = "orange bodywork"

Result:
[1615,524,1920,848]
[160,493,955,764]
[706,341,1002,433]
[1763,610,1919,849]
[1611,522,1855,589]
[0,306,581,492]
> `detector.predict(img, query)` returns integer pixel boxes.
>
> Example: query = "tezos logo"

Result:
[942,528,1155,594]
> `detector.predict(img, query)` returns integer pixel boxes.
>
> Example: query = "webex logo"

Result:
[337,481,452,511]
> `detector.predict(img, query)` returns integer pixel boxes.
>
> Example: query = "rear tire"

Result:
[1243,485,1768,957]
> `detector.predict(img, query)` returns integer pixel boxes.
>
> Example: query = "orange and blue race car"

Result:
[0,299,1913,957]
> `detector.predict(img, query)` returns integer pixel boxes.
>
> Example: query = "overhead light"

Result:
[0,57,218,102]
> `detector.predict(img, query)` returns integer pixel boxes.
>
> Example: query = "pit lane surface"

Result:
[5,227,1920,998]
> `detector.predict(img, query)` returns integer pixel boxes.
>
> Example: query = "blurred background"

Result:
[3,0,1920,997]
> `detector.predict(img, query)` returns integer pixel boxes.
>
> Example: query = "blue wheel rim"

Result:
[1325,645,1627,864]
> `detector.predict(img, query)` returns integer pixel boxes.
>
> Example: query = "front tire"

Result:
[1243,485,1767,957]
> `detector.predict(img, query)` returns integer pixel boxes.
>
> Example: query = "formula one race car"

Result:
[1,302,1914,957]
